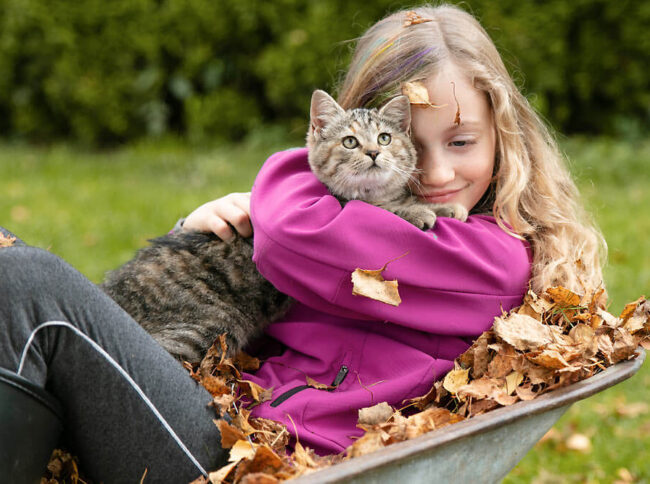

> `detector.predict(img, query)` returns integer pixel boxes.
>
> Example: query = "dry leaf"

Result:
[569,324,598,358]
[351,261,402,306]
[216,419,247,449]
[240,473,279,484]
[358,402,394,426]
[209,462,238,484]
[466,398,500,416]
[493,313,553,351]
[450,81,461,126]
[515,384,538,401]
[406,383,438,410]
[487,344,516,378]
[234,445,286,482]
[347,430,385,458]
[291,442,319,469]
[0,233,16,248]
[238,380,273,403]
[546,286,581,307]
[597,308,622,328]
[442,368,469,394]
[229,440,258,463]
[457,377,498,400]
[212,393,236,417]
[619,296,645,321]
[402,11,433,26]
[233,352,261,372]
[622,299,649,334]
[201,374,231,397]
[505,371,524,395]
[527,349,571,369]
[306,376,334,390]
[611,331,637,363]
[401,81,445,109]
[523,289,556,315]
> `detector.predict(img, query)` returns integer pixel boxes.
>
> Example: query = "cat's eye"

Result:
[378,133,392,145]
[342,136,359,149]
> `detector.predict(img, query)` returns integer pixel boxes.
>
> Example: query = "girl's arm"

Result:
[251,148,532,336]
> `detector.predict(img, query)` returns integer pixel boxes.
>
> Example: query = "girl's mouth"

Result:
[420,186,465,204]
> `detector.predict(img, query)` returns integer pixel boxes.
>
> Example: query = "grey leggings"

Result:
[0,228,227,483]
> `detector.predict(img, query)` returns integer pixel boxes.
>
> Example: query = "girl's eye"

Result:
[449,139,475,148]
[377,133,392,145]
[342,136,359,149]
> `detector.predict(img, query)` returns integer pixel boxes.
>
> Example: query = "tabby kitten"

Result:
[102,232,292,363]
[307,89,467,228]
[102,89,466,363]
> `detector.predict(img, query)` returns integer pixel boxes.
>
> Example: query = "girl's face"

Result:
[410,62,496,212]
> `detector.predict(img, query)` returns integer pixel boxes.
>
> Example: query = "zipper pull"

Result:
[329,365,349,389]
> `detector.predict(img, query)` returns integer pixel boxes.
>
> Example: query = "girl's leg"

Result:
[0,236,226,483]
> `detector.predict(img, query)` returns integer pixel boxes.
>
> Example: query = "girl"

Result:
[183,4,606,455]
[0,3,605,482]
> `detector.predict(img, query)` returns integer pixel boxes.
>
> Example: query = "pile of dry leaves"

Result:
[189,286,649,484]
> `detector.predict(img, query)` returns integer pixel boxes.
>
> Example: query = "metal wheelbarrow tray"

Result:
[292,350,646,484]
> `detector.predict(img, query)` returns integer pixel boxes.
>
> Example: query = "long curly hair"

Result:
[337,3,607,294]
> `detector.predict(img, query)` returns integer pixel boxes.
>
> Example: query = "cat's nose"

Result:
[365,150,379,161]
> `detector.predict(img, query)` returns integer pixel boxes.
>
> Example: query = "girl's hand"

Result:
[182,192,252,240]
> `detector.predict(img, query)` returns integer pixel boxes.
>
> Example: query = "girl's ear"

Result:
[310,90,345,134]
[379,95,411,132]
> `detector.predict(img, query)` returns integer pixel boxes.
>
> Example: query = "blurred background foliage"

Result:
[0,0,647,146]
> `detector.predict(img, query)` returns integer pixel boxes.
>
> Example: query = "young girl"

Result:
[183,4,606,455]
[0,3,605,482]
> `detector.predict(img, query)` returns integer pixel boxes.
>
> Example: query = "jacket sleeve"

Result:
[250,148,532,337]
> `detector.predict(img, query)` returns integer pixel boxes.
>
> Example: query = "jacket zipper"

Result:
[270,365,349,408]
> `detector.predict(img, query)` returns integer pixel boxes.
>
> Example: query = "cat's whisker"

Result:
[387,163,422,188]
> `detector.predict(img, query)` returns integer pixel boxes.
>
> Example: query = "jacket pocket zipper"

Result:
[270,365,349,408]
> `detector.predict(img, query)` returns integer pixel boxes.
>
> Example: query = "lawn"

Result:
[1,134,648,482]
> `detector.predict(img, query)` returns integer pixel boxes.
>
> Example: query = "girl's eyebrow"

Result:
[448,120,482,131]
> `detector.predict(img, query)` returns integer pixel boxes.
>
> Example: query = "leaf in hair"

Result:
[403,11,434,27]
[451,81,461,126]
[401,81,446,109]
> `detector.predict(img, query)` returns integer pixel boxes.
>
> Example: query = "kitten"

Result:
[102,90,466,363]
[307,89,467,228]
[101,232,292,363]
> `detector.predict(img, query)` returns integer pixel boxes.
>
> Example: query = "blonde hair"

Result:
[338,4,607,294]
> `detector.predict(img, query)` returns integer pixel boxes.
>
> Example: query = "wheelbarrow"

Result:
[291,350,646,484]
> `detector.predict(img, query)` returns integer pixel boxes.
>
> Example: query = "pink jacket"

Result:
[243,148,531,455]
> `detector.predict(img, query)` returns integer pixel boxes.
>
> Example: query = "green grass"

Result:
[1,134,648,482]
[0,130,297,282]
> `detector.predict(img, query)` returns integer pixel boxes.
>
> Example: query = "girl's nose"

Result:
[419,153,455,187]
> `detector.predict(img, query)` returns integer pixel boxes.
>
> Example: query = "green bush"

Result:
[0,0,647,145]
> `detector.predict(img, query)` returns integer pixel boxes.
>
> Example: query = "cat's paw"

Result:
[395,205,439,230]
[432,203,468,222]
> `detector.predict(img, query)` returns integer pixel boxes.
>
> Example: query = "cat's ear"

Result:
[310,90,345,134]
[379,95,411,133]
